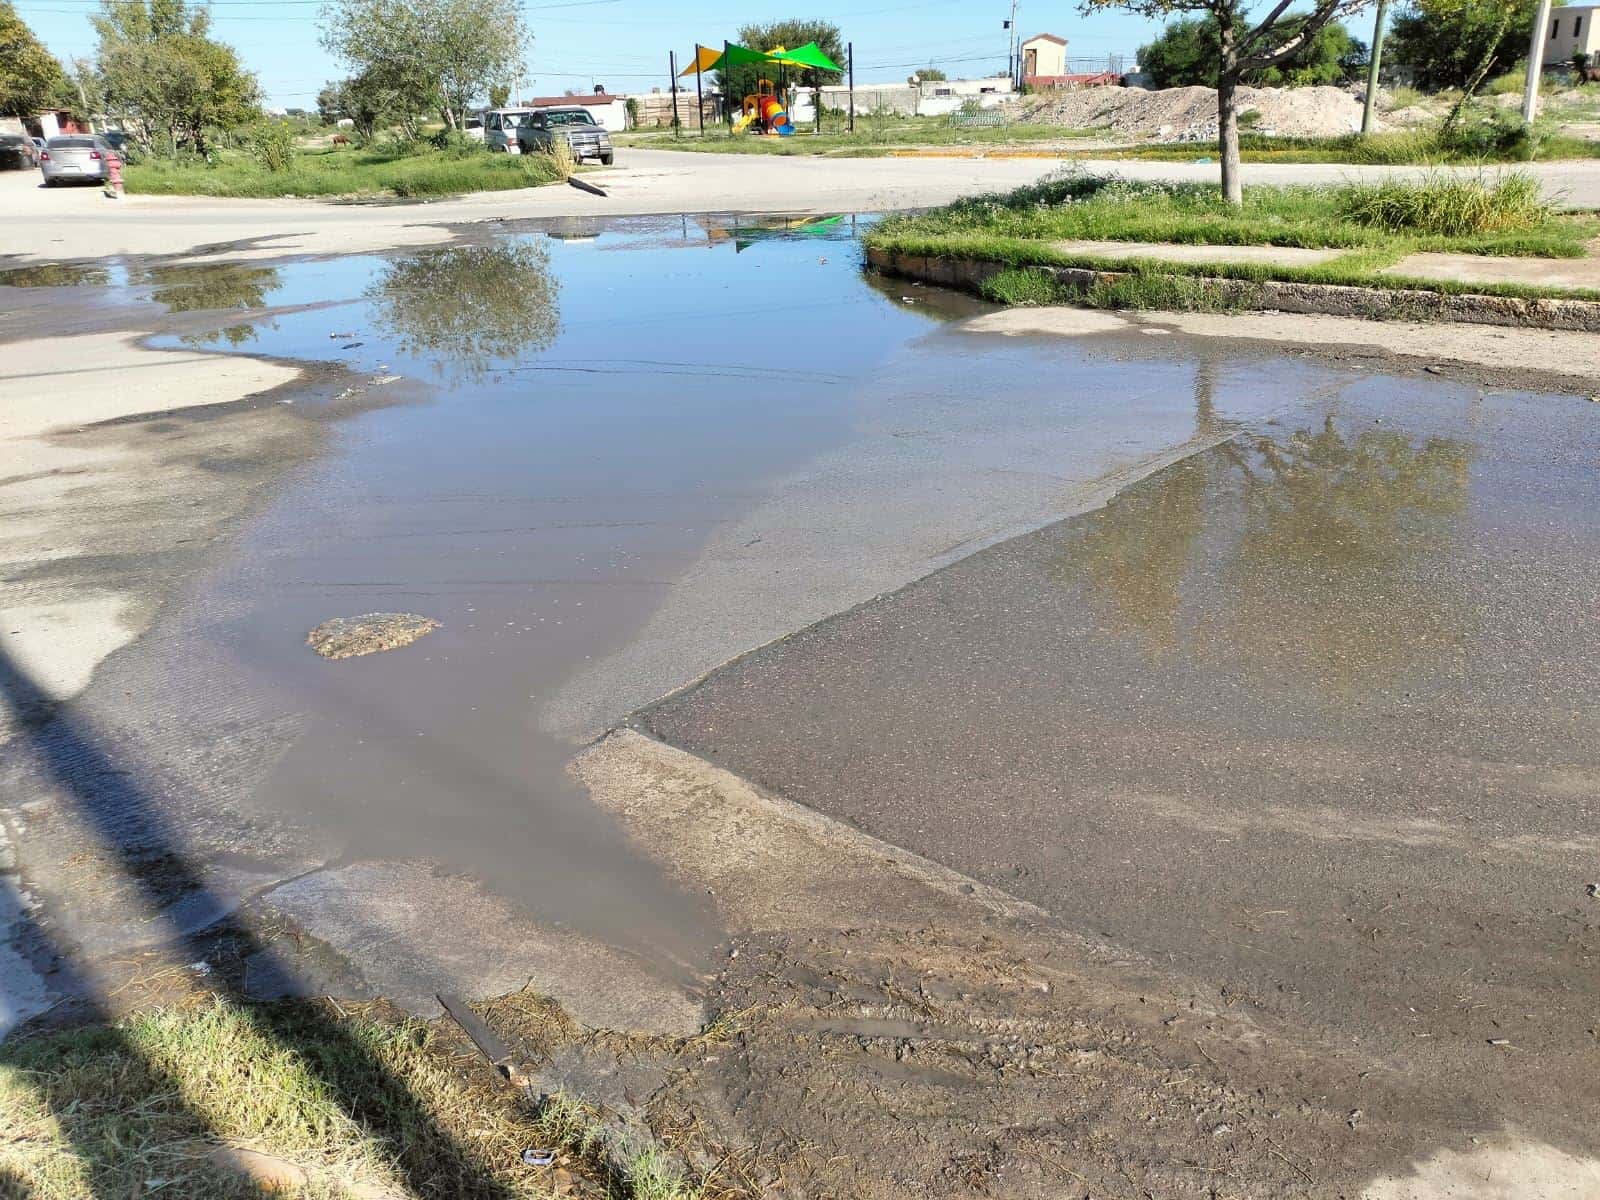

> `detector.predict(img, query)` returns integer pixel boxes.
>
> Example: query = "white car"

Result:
[481,108,534,153]
[464,113,484,142]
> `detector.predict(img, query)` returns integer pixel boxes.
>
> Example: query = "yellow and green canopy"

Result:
[678,41,843,77]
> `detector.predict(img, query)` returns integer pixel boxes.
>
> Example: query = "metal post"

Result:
[848,42,855,133]
[1361,0,1389,135]
[725,40,734,128]
[694,45,705,135]
[1523,0,1554,123]
[669,51,680,137]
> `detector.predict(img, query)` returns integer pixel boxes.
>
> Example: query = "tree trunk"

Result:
[1217,74,1242,205]
[1216,12,1243,205]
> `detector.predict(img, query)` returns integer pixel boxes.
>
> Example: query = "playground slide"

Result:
[731,111,756,134]
[759,96,794,135]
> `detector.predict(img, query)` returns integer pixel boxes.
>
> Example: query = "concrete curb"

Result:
[865,246,1600,333]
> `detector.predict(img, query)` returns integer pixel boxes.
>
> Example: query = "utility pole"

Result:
[1361,0,1389,135]
[1005,0,1019,88]
[1523,0,1554,123]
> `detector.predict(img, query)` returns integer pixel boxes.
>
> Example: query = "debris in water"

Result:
[328,331,355,339]
[307,613,439,660]
[341,341,364,349]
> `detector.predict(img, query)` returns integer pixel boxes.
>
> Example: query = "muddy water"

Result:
[6,215,1384,1002]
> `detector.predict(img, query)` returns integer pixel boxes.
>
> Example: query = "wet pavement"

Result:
[0,214,1314,1025]
[640,375,1600,1150]
[3,208,1596,1153]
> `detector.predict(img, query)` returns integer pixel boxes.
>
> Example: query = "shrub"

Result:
[250,120,296,172]
[1335,170,1550,234]
[428,127,479,152]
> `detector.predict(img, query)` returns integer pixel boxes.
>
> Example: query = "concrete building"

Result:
[1547,6,1600,64]
[1020,33,1068,79]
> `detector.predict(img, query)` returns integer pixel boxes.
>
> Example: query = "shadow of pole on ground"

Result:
[0,642,518,1199]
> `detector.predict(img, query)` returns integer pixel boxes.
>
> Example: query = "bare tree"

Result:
[1085,0,1370,202]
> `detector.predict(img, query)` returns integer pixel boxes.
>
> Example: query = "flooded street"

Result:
[3,212,1599,1195]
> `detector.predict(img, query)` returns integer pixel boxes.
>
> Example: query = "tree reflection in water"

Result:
[1062,366,1475,694]
[364,241,560,382]
[1063,358,1221,655]
[139,263,283,348]
[1217,415,1473,693]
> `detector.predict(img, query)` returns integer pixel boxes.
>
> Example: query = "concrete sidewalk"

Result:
[1046,237,1600,292]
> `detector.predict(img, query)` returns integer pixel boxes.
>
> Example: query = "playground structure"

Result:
[674,39,848,137]
[731,79,793,136]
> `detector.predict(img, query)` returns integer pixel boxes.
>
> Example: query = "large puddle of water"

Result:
[10,213,1526,996]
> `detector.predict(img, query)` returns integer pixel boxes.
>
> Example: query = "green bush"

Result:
[251,121,296,173]
[1335,170,1550,235]
[428,127,480,152]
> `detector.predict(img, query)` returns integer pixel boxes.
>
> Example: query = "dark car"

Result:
[0,134,40,171]
[516,106,613,165]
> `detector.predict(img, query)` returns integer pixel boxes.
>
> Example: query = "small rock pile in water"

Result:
[307,613,439,659]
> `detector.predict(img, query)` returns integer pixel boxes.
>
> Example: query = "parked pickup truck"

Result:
[516,107,613,165]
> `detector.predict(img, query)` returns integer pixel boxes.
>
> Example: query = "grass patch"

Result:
[867,170,1600,310]
[1336,171,1551,235]
[124,143,563,199]
[869,170,1593,257]
[1084,272,1241,311]
[981,266,1064,305]
[0,997,712,1200]
[981,265,1244,312]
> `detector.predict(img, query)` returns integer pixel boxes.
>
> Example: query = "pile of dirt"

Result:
[1021,83,1375,140]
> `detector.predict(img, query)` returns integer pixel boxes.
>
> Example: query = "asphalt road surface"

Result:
[640,370,1600,1158]
[6,148,1600,265]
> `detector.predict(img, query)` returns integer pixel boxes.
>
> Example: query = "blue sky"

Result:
[17,0,1169,109]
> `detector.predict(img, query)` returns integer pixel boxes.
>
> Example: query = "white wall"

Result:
[1548,6,1600,63]
[556,100,626,131]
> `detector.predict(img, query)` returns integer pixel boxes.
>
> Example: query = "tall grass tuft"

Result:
[540,137,578,181]
[981,266,1064,305]
[1334,171,1552,236]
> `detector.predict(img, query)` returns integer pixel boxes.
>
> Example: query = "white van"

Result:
[481,108,534,153]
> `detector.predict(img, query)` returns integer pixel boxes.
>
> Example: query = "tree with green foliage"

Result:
[0,1,71,117]
[911,65,948,83]
[320,0,525,135]
[1139,12,1363,86]
[488,82,510,106]
[93,0,260,153]
[1385,0,1534,90]
[1086,0,1370,204]
[717,18,844,102]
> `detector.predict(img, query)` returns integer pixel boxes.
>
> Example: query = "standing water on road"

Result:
[3,214,1582,1038]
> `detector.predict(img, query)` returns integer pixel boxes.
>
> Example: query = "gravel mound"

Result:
[307,613,439,659]
[1021,84,1375,140]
